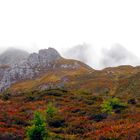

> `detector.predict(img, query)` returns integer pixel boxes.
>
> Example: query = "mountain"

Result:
[0,47,140,140]
[0,47,92,92]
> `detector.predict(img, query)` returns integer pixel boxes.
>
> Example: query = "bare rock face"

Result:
[39,48,61,63]
[28,48,61,68]
[28,53,40,67]
[0,47,65,92]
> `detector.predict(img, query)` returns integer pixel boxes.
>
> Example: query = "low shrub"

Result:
[101,97,127,114]
[0,91,11,100]
[0,132,23,140]
[89,113,108,122]
[47,116,65,128]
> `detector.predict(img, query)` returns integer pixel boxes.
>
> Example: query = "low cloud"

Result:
[62,43,100,69]
[63,43,90,63]
[1,43,140,70]
[63,43,140,69]
[100,44,140,68]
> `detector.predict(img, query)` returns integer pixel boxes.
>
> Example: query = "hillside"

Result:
[0,48,139,140]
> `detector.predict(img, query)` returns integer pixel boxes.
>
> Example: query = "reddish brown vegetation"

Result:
[0,65,140,139]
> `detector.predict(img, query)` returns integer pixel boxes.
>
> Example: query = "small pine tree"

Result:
[46,102,57,118]
[26,111,48,140]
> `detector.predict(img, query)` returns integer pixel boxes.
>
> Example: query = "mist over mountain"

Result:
[64,43,91,63]
[0,48,29,66]
[63,43,140,69]
[63,43,100,69]
[1,43,140,70]
[100,44,140,68]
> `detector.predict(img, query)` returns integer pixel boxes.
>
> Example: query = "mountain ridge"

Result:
[0,47,92,92]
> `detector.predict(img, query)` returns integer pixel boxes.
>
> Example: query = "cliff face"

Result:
[0,47,88,92]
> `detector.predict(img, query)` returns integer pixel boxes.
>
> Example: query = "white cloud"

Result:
[0,0,140,69]
[62,43,140,69]
[100,44,140,68]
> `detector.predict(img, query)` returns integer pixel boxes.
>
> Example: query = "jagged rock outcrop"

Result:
[0,47,80,92]
[27,48,61,68]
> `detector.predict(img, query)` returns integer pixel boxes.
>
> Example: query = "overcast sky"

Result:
[0,0,140,69]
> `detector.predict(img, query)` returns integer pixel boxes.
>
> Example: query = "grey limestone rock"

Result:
[0,47,62,92]
[0,47,80,92]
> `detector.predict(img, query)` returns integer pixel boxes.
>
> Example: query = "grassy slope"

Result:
[0,63,140,139]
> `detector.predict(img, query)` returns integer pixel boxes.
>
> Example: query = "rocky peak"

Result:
[38,47,61,62]
[0,47,86,92]
[28,48,61,67]
[0,47,63,92]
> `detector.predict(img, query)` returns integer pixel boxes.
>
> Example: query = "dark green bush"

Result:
[0,132,23,140]
[89,113,108,122]
[47,116,65,128]
[46,102,65,128]
[0,91,11,100]
[24,89,67,102]
[44,89,65,96]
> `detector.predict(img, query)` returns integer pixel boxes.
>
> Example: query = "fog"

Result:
[62,43,101,69]
[1,43,140,70]
[63,43,140,69]
[0,1,140,69]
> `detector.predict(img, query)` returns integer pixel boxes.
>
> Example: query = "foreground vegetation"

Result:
[0,66,140,140]
[0,87,139,140]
